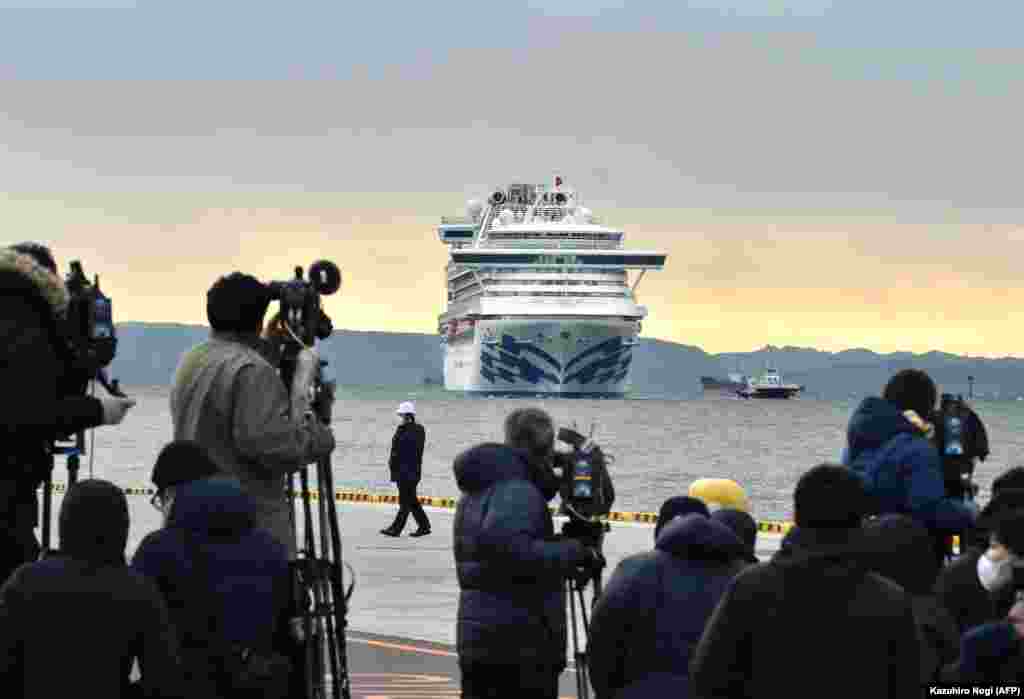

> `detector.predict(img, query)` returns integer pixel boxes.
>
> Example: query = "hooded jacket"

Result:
[169,331,334,556]
[690,525,920,699]
[861,514,960,683]
[843,397,974,535]
[0,249,104,562]
[131,478,291,656]
[0,480,181,699]
[588,514,746,699]
[453,443,586,669]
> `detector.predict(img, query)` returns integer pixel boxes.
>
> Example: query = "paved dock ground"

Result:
[332,501,784,698]
[99,491,784,698]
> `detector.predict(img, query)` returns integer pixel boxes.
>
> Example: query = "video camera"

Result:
[553,425,615,550]
[932,393,989,502]
[61,260,121,397]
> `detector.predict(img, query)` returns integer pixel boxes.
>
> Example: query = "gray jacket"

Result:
[169,332,334,556]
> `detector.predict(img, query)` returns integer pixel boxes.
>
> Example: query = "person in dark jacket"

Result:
[861,514,960,683]
[0,479,180,699]
[131,476,291,698]
[690,463,920,699]
[453,407,593,699]
[0,244,136,584]
[935,474,1024,635]
[382,401,431,537]
[841,369,976,563]
[712,508,760,564]
[588,512,746,699]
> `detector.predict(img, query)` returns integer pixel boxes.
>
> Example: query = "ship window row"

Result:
[485,232,621,240]
[483,290,630,298]
[481,279,625,287]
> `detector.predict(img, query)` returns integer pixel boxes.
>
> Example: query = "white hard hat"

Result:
[397,401,416,415]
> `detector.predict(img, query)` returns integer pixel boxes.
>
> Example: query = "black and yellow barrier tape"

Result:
[42,481,796,533]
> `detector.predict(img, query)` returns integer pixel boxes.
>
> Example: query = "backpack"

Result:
[184,531,292,699]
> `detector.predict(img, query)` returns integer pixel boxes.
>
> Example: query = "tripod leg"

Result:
[40,452,54,555]
[317,455,351,699]
[567,579,587,699]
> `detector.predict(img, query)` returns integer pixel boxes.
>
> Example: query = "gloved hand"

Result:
[98,396,136,425]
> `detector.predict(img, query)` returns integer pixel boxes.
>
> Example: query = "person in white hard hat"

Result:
[381,401,430,537]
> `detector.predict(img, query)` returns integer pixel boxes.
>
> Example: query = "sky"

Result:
[1,1,1023,357]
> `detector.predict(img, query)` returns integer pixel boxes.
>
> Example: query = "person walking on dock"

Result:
[381,401,431,537]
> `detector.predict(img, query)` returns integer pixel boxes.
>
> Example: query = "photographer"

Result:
[0,243,135,584]
[452,407,596,699]
[169,272,335,557]
[842,369,975,564]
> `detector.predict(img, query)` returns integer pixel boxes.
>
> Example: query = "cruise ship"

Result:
[437,176,667,396]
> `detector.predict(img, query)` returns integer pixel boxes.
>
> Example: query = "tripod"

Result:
[40,372,124,554]
[562,518,606,699]
[280,341,353,699]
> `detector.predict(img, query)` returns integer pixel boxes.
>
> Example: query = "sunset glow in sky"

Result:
[2,2,1022,357]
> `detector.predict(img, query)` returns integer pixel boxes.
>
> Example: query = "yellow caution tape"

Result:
[42,482,964,546]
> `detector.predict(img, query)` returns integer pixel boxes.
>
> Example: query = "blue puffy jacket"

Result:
[131,478,291,677]
[587,513,746,699]
[842,397,974,535]
[453,443,586,669]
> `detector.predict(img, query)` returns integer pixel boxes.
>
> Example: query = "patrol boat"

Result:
[436,176,668,397]
[736,367,803,399]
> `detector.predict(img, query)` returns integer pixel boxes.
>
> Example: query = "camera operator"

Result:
[169,272,335,557]
[842,368,976,565]
[0,243,135,584]
[452,407,598,699]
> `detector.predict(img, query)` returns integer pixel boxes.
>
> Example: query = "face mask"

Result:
[977,552,1013,591]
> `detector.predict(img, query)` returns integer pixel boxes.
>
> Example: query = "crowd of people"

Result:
[2,241,1024,698]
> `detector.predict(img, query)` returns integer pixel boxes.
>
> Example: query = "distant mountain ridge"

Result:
[109,324,1024,399]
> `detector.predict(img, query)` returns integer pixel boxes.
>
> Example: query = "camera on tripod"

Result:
[553,425,615,553]
[267,259,353,699]
[61,260,121,397]
[932,393,989,502]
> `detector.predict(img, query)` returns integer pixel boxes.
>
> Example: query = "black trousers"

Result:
[389,481,430,533]
[460,662,560,699]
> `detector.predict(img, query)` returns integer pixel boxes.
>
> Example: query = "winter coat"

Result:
[588,513,746,699]
[0,249,104,573]
[843,397,974,535]
[0,480,181,699]
[935,547,997,636]
[131,477,291,698]
[453,443,587,670]
[170,332,334,555]
[690,525,920,699]
[860,513,961,683]
[389,421,426,483]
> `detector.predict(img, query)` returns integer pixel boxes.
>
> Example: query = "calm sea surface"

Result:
[77,384,1024,523]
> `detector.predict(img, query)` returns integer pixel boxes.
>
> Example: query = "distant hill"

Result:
[109,324,1024,399]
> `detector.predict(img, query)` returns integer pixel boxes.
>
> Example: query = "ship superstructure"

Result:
[437,176,667,396]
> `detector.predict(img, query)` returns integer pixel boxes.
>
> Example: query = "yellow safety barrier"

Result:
[43,482,967,547]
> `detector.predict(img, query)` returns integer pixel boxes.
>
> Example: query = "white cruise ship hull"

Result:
[443,317,637,397]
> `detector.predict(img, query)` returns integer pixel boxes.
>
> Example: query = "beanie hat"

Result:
[151,440,220,491]
[793,463,866,529]
[712,508,759,563]
[655,495,710,539]
[206,272,271,334]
